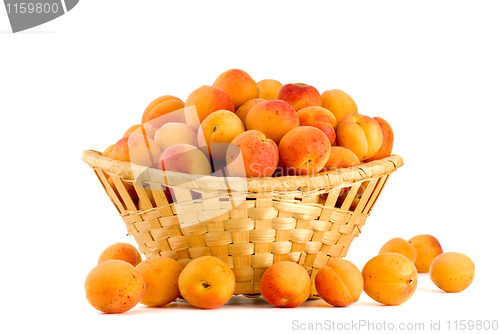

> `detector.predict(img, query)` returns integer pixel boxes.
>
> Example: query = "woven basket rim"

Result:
[81,149,404,193]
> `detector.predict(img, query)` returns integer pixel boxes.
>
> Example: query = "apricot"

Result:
[178,256,235,309]
[197,109,246,161]
[279,126,331,175]
[213,69,260,110]
[260,261,311,308]
[107,133,162,168]
[321,146,361,171]
[226,130,279,178]
[154,122,198,151]
[185,85,235,124]
[335,184,367,211]
[157,143,211,175]
[135,257,184,306]
[102,144,114,157]
[315,258,363,307]
[235,98,266,124]
[98,242,142,266]
[297,106,337,145]
[430,252,474,293]
[321,89,358,124]
[106,176,138,204]
[257,79,283,100]
[245,99,299,145]
[365,117,394,162]
[408,234,443,273]
[84,260,145,313]
[144,98,186,129]
[276,83,322,111]
[379,238,418,263]
[336,113,383,161]
[362,253,418,306]
[123,123,158,139]
[141,95,182,124]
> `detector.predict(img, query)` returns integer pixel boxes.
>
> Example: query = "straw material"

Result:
[81,149,403,298]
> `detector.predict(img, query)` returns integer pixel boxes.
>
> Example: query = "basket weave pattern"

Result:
[82,150,403,297]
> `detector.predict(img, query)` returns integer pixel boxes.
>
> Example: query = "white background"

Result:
[1,1,499,333]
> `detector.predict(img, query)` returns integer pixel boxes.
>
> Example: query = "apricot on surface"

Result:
[260,261,311,308]
[84,260,145,313]
[315,258,363,307]
[98,242,142,266]
[430,252,474,293]
[178,256,235,309]
[379,238,418,263]
[362,253,418,305]
[135,257,184,306]
[408,234,443,273]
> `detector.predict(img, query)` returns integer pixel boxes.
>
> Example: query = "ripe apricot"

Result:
[98,242,142,266]
[141,95,182,124]
[144,99,186,129]
[235,98,266,124]
[102,144,114,157]
[185,85,235,124]
[430,252,475,293]
[136,257,184,306]
[257,79,283,100]
[84,260,145,313]
[321,89,358,124]
[379,238,418,263]
[260,261,311,308]
[122,123,158,139]
[107,133,162,168]
[408,234,443,273]
[362,253,418,305]
[178,256,235,309]
[315,258,363,307]
[213,69,259,110]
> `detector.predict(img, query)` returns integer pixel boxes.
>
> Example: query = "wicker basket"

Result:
[81,149,403,298]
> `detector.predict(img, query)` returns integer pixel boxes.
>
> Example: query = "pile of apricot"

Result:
[84,233,474,313]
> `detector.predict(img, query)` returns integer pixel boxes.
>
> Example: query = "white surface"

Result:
[1,1,499,333]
